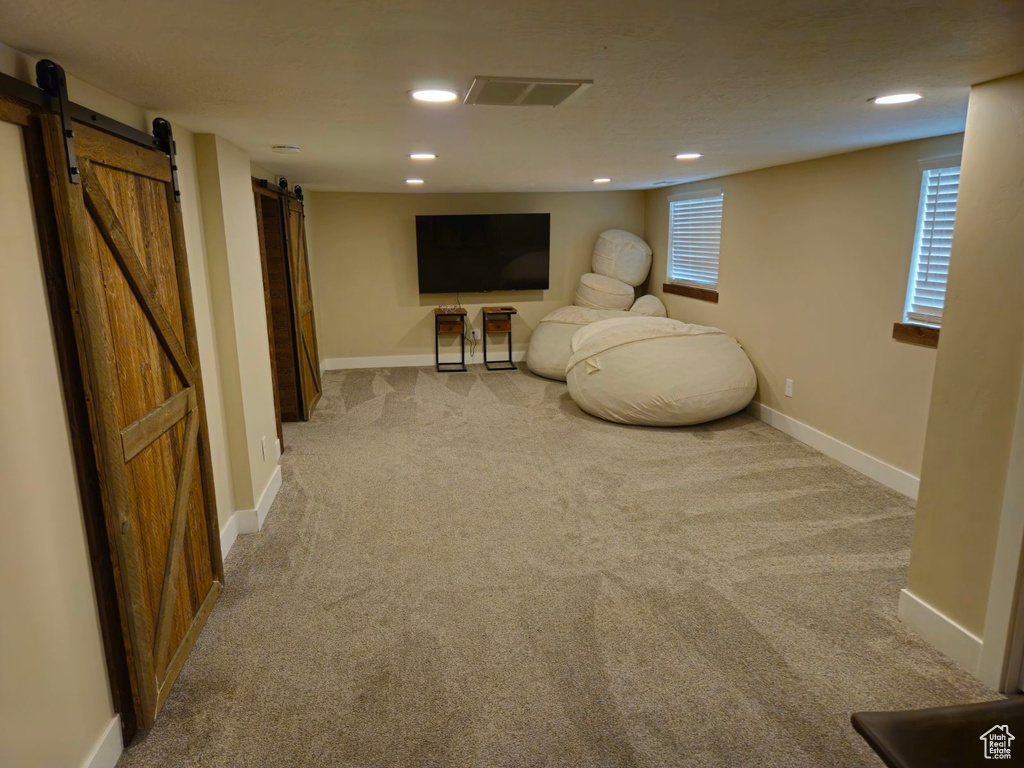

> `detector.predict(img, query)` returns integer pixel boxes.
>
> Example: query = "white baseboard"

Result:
[219,510,240,560]
[898,588,983,673]
[322,350,526,370]
[81,716,122,768]
[246,463,283,533]
[219,464,282,559]
[746,401,920,499]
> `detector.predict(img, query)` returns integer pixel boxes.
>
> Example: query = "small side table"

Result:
[434,307,467,373]
[482,306,517,371]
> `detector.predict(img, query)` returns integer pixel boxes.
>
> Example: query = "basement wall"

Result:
[308,190,646,365]
[645,133,964,480]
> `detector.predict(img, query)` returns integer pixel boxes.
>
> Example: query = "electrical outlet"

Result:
[470,328,481,340]
[785,378,794,398]
[261,435,267,461]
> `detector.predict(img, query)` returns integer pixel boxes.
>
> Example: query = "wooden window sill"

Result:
[663,283,719,303]
[893,322,939,348]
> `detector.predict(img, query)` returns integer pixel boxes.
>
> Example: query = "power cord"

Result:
[457,292,476,360]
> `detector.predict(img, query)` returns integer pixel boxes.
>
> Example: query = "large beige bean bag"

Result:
[526,306,634,381]
[574,272,634,311]
[629,294,667,317]
[592,230,652,287]
[566,317,756,426]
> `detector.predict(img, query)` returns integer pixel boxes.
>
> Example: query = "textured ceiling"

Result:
[2,0,1023,192]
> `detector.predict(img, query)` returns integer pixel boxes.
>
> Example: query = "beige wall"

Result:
[251,161,274,183]
[309,191,645,361]
[907,74,1024,638]
[645,134,964,477]
[310,149,958,477]
[0,42,148,132]
[195,134,280,509]
[0,111,114,768]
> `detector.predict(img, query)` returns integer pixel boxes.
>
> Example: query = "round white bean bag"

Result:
[566,317,756,426]
[526,306,634,381]
[574,272,634,311]
[592,230,652,287]
[629,294,667,317]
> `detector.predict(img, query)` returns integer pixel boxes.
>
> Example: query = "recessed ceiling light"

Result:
[409,153,437,160]
[410,89,459,103]
[872,93,923,105]
[406,178,425,185]
[674,152,703,160]
[271,145,301,154]
[593,178,611,184]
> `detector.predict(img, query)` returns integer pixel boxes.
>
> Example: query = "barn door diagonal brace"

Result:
[152,118,181,202]
[35,59,80,184]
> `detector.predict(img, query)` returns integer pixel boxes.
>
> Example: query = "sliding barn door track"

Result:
[0,60,180,200]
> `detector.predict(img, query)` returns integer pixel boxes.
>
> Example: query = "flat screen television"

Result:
[415,213,550,293]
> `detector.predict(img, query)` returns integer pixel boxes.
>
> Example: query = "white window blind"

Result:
[905,164,960,326]
[668,192,723,288]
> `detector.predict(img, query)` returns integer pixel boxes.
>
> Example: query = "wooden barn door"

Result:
[284,197,321,419]
[40,114,222,729]
[253,185,296,433]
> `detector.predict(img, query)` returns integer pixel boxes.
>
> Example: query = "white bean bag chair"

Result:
[526,306,634,381]
[566,317,756,426]
[574,272,634,311]
[629,294,667,317]
[592,230,652,287]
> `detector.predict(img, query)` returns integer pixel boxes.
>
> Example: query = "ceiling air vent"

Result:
[464,76,592,107]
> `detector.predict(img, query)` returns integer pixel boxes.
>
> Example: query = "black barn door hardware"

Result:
[35,59,79,184]
[12,59,177,190]
[255,177,303,201]
[152,118,181,202]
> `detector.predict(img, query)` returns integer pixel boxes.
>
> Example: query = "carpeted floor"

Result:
[119,366,996,768]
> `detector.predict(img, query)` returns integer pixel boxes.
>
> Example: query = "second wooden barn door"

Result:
[284,197,321,419]
[41,114,222,728]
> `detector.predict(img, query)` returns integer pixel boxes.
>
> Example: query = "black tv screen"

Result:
[416,213,550,293]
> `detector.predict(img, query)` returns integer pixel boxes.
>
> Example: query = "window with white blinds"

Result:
[904,162,960,326]
[667,192,724,288]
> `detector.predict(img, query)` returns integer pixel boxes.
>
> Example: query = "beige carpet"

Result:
[119,365,995,768]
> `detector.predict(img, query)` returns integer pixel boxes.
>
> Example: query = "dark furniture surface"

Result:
[434,307,467,373]
[481,306,517,371]
[852,697,1024,767]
